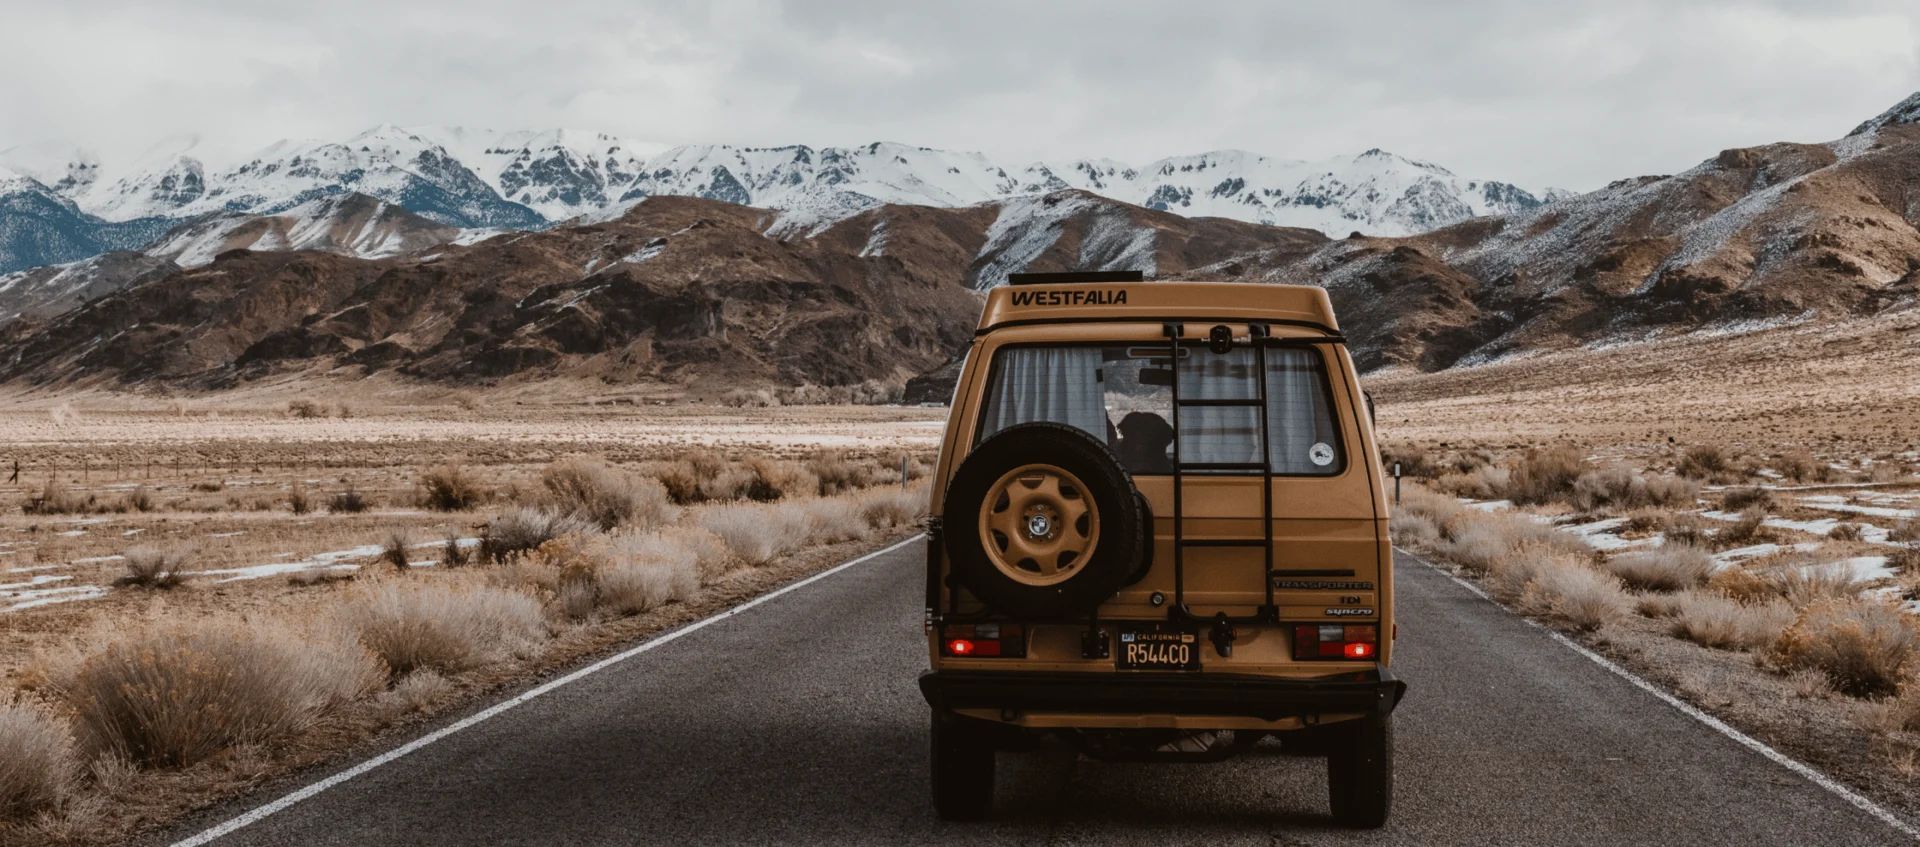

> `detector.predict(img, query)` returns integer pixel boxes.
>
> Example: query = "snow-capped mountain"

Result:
[1,128,1555,249]
[0,164,173,276]
[143,193,457,268]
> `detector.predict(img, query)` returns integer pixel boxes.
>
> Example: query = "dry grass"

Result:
[0,699,76,821]
[382,527,414,570]
[1432,512,1591,575]
[1604,547,1714,592]
[1889,518,1920,544]
[1771,448,1819,483]
[1771,598,1918,697]
[741,456,817,502]
[21,479,92,515]
[539,457,678,531]
[1389,509,1441,546]
[341,583,546,677]
[328,487,370,514]
[1667,592,1796,651]
[858,485,927,530]
[419,463,489,512]
[1568,465,1699,513]
[1664,513,1713,548]
[700,502,800,566]
[809,449,875,497]
[1722,486,1774,511]
[1775,564,1866,608]
[285,398,331,419]
[481,507,594,562]
[594,533,702,616]
[116,546,189,589]
[1716,506,1776,548]
[1708,565,1779,604]
[288,480,311,515]
[58,620,380,767]
[1678,443,1734,481]
[1827,522,1865,542]
[1515,556,1630,632]
[372,670,456,720]
[442,532,470,568]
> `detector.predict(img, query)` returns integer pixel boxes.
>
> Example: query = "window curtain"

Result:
[1266,348,1340,474]
[979,347,1107,442]
[1176,348,1262,466]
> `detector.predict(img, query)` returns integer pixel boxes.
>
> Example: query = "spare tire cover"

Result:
[942,421,1147,620]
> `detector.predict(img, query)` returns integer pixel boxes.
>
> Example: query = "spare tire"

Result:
[943,422,1147,620]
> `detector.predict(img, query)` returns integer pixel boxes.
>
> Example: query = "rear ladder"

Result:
[1163,322,1278,632]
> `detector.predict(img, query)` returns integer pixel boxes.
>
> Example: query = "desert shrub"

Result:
[1662,512,1711,548]
[1722,487,1774,511]
[858,485,926,529]
[1669,592,1795,651]
[1567,466,1699,513]
[1888,519,1920,544]
[596,533,702,616]
[809,449,875,496]
[539,458,677,530]
[799,498,872,546]
[1890,545,1920,580]
[653,448,736,504]
[1603,547,1714,592]
[1775,563,1864,608]
[61,620,380,767]
[1396,485,1469,533]
[1432,512,1591,576]
[741,457,816,502]
[420,463,489,511]
[1505,446,1587,506]
[0,699,76,820]
[1635,592,1686,618]
[286,398,331,419]
[1379,444,1434,479]
[720,388,780,408]
[1678,444,1732,481]
[1389,510,1441,547]
[1771,598,1918,697]
[328,487,370,514]
[21,480,91,515]
[373,670,455,719]
[1432,465,1512,501]
[342,583,546,677]
[1716,506,1773,548]
[1620,509,1670,535]
[481,507,594,562]
[1771,448,1817,483]
[700,502,798,566]
[1708,566,1777,604]
[288,480,312,515]
[1826,522,1864,542]
[117,546,190,589]
[442,532,470,568]
[1515,557,1629,632]
[777,380,904,406]
[665,527,733,583]
[382,527,414,570]
[120,485,155,513]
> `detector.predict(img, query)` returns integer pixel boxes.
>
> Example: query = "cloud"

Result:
[1,0,1915,190]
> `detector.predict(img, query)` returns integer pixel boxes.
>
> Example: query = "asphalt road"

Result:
[157,544,1910,846]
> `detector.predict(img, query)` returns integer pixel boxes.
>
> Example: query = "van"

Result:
[918,271,1405,827]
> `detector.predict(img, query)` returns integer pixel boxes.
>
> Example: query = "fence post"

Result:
[901,456,909,489]
[1393,462,1402,505]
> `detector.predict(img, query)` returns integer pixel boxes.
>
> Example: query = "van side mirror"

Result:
[1363,390,1377,426]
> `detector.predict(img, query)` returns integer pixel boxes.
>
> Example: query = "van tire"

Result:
[942,422,1147,620]
[930,710,994,820]
[1326,714,1392,828]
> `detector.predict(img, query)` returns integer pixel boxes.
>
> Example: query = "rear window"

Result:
[975,344,1344,476]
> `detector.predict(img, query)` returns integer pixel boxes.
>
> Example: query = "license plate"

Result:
[1116,623,1201,670]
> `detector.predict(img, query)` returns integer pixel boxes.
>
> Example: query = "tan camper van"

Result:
[919,271,1404,827]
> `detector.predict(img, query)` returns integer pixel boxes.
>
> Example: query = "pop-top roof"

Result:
[975,280,1340,335]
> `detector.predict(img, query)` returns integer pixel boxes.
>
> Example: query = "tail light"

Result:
[1293,624,1377,661]
[940,623,1026,658]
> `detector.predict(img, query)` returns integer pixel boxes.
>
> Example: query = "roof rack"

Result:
[1006,270,1145,286]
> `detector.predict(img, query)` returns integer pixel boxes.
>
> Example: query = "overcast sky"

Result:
[2,0,1916,191]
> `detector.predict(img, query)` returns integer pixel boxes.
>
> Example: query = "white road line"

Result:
[1404,548,1920,842]
[169,534,925,847]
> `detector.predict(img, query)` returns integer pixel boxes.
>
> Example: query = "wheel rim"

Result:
[976,463,1100,586]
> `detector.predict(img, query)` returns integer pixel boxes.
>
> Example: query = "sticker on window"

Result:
[1309,442,1335,466]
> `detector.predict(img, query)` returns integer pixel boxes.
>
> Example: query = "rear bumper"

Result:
[918,667,1405,722]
